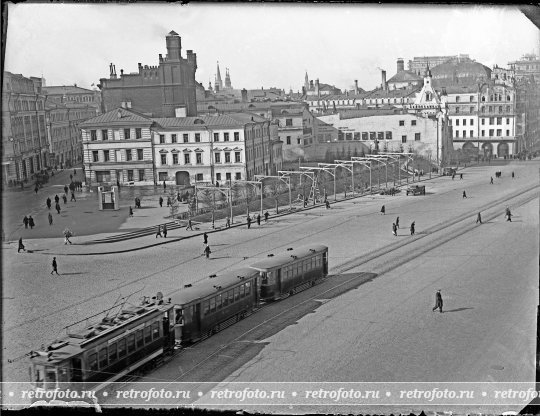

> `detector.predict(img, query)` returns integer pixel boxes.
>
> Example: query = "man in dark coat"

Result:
[28,216,35,229]
[186,219,193,231]
[155,225,162,238]
[432,290,443,313]
[247,216,252,229]
[46,197,52,210]
[380,205,385,215]
[70,192,76,202]
[203,232,208,245]
[48,212,53,226]
[476,212,482,224]
[462,190,467,199]
[506,207,512,222]
[203,245,211,259]
[18,237,26,253]
[51,257,59,275]
[257,214,261,226]
[264,211,269,222]
[392,223,397,236]
[62,194,67,204]
[410,221,415,236]
[54,194,60,204]
[163,224,168,238]
[23,216,29,229]
[64,185,69,195]
[396,217,400,229]
[159,196,163,207]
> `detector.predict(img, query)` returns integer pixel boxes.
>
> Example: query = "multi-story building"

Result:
[508,54,540,84]
[2,72,48,186]
[408,55,470,76]
[387,58,423,90]
[98,31,198,118]
[79,109,282,186]
[42,84,101,108]
[44,99,99,168]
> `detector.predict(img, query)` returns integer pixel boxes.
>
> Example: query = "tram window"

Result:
[144,326,152,343]
[234,286,240,301]
[216,294,222,309]
[223,293,229,307]
[34,366,44,387]
[245,281,251,295]
[99,348,108,368]
[127,334,135,354]
[136,330,144,348]
[261,272,268,284]
[89,353,98,372]
[45,368,57,384]
[240,284,245,298]
[175,309,183,324]
[118,339,127,358]
[209,298,216,313]
[152,321,160,339]
[202,300,209,316]
[228,290,234,304]
[58,366,69,383]
[109,343,117,362]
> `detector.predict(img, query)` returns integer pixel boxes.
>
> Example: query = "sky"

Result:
[4,3,540,93]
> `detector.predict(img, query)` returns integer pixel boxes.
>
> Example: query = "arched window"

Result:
[506,95,511,101]
[481,96,486,102]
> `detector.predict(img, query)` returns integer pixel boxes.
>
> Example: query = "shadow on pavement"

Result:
[443,307,474,313]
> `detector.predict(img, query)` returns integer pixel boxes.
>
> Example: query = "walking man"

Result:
[462,190,467,199]
[392,223,397,237]
[46,197,52,210]
[28,216,35,229]
[410,221,415,236]
[34,185,39,194]
[155,225,162,238]
[505,207,512,222]
[460,173,463,180]
[226,217,231,228]
[55,202,61,214]
[512,171,515,179]
[257,214,261,226]
[247,216,252,229]
[48,212,53,226]
[159,196,163,207]
[55,194,60,204]
[490,176,494,184]
[162,224,168,238]
[51,257,60,275]
[452,173,455,180]
[18,237,26,253]
[63,228,73,245]
[264,211,269,222]
[186,219,193,231]
[203,245,211,259]
[129,206,133,217]
[70,191,76,202]
[203,232,208,245]
[64,185,69,195]
[476,212,482,224]
[163,181,166,190]
[62,194,67,204]
[432,290,443,313]
[23,215,29,229]
[396,217,400,229]
[380,205,385,215]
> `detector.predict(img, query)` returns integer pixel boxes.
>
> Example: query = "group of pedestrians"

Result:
[246,211,270,229]
[382,206,415,237]
[155,224,168,238]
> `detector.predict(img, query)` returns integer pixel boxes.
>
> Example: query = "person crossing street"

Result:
[432,290,443,313]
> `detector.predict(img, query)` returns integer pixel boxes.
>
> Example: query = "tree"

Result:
[264,179,285,214]
[167,188,179,219]
[232,182,256,216]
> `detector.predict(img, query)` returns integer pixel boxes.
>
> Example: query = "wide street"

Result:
[2,160,538,414]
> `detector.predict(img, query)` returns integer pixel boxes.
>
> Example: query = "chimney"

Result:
[241,88,248,103]
[381,70,387,91]
[315,79,320,97]
[354,80,358,95]
[397,58,404,72]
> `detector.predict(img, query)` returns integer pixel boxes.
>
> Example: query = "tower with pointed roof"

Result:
[214,62,223,92]
[225,68,232,90]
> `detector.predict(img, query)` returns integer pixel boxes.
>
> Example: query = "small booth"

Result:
[98,185,119,210]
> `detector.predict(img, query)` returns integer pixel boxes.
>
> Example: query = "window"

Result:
[497,117,502,125]
[470,130,474,138]
[285,118,293,127]
[215,153,221,163]
[481,130,485,137]
[455,131,459,138]
[456,96,460,103]
[496,129,502,136]
[183,134,189,143]
[470,96,474,102]
[481,119,485,125]
[455,107,460,114]
[235,172,241,180]
[489,117,494,125]
[224,133,229,142]
[498,106,503,114]
[137,149,143,160]
[489,129,494,137]
[506,118,510,124]
[354,133,360,140]
[108,343,117,362]
[171,134,177,143]
[152,321,160,339]
[361,132,368,140]
[226,172,231,181]
[136,128,142,139]
[234,286,240,301]
[118,339,127,358]
[172,154,178,165]
[89,353,98,372]
[196,153,202,164]
[411,120,416,126]
[209,297,216,313]
[99,348,108,368]
[369,132,376,140]
[297,138,301,144]
[144,326,152,344]
[346,133,353,141]
[470,119,474,125]
[415,133,421,141]
[136,330,144,348]
[102,130,108,140]
[160,154,167,165]
[196,173,203,181]
[469,107,474,114]
[124,129,131,139]
[286,136,291,145]
[506,130,510,136]
[235,152,241,163]
[401,135,407,143]
[128,170,134,181]
[225,152,231,163]
[159,135,165,144]
[184,154,190,164]
[104,150,110,161]
[399,120,405,126]
[385,131,392,140]
[138,169,145,181]
[234,132,240,141]
[214,133,219,142]
[127,334,135,353]
[377,132,384,141]
[92,151,99,162]
[456,119,460,126]
[195,133,201,142]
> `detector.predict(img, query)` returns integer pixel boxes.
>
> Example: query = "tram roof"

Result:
[170,267,259,306]
[249,244,328,270]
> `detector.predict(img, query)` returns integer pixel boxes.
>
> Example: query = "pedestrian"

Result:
[392,223,397,236]
[380,205,385,215]
[325,200,331,209]
[186,219,193,231]
[203,232,208,245]
[159,196,163,207]
[203,245,211,259]
[34,185,39,194]
[63,228,73,244]
[257,214,261,226]
[28,216,35,229]
[23,215,29,229]
[48,212,53,226]
[51,257,59,275]
[452,173,455,180]
[70,174,73,181]
[167,197,171,207]
[462,190,467,199]
[432,290,443,313]
[247,216,252,229]
[163,224,168,238]
[396,217,400,229]
[74,169,76,176]
[264,211,269,222]
[129,206,133,217]
[55,194,60,204]
[226,217,231,228]
[18,237,26,253]
[70,192,76,202]
[163,181,166,190]
[155,225,162,238]
[505,207,512,222]
[476,212,482,224]
[512,171,515,179]
[460,173,463,180]
[64,185,69,194]
[46,197,52,210]
[55,202,61,214]
[62,194,67,204]
[410,221,415,236]
[490,176,493,184]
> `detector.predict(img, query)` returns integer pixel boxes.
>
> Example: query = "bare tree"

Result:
[232,182,256,217]
[167,188,179,219]
[264,179,285,214]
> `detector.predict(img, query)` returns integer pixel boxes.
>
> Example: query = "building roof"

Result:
[365,87,420,99]
[43,85,96,95]
[387,70,423,84]
[431,58,491,88]
[78,107,153,127]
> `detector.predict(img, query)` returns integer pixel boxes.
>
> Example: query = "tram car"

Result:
[28,295,175,392]
[170,267,260,345]
[249,244,328,301]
